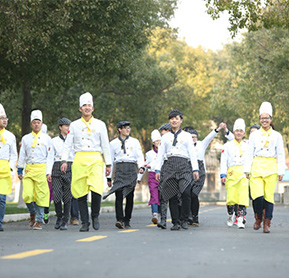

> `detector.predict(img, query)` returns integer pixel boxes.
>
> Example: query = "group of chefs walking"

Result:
[0,93,285,234]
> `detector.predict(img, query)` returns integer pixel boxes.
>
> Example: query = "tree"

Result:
[0,0,177,137]
[205,0,289,37]
[210,28,289,150]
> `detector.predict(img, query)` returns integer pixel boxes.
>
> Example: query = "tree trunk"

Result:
[21,84,32,137]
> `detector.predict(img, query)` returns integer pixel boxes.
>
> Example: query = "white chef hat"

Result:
[41,123,47,133]
[79,92,93,107]
[259,101,272,117]
[151,129,161,142]
[0,104,6,117]
[233,118,246,132]
[30,110,43,122]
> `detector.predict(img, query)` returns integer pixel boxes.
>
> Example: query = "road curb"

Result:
[3,204,149,223]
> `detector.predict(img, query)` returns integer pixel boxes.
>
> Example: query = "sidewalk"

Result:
[3,202,226,223]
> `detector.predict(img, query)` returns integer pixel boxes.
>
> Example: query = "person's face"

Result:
[31,120,42,133]
[169,115,183,130]
[0,115,8,129]
[79,104,94,117]
[119,125,131,137]
[160,129,170,136]
[259,113,272,129]
[153,140,161,148]
[250,128,258,134]
[191,134,198,143]
[59,124,70,136]
[234,129,245,141]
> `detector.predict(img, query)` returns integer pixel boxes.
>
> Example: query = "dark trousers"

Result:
[54,201,71,223]
[78,192,101,225]
[115,189,134,222]
[191,192,199,217]
[169,186,191,225]
[253,196,274,219]
[71,197,79,220]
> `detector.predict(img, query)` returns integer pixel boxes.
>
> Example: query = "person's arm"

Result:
[220,144,228,185]
[155,137,166,182]
[9,134,18,175]
[61,125,74,173]
[188,137,199,181]
[46,136,54,176]
[17,139,26,180]
[100,122,112,167]
[244,133,255,178]
[276,133,285,179]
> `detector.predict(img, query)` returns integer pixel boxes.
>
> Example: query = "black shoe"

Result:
[115,221,124,229]
[188,218,193,226]
[0,226,3,232]
[124,221,131,229]
[60,222,68,230]
[192,215,199,227]
[92,217,100,230]
[79,222,90,232]
[54,218,61,229]
[170,223,180,231]
[157,220,167,229]
[181,221,188,230]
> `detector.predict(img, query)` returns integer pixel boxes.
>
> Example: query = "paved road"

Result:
[1,204,289,278]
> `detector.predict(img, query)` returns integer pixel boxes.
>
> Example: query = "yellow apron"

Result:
[22,164,50,207]
[225,165,249,206]
[71,152,104,198]
[250,157,278,204]
[0,160,12,195]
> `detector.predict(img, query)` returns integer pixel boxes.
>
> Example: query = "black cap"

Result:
[183,126,198,136]
[58,118,71,126]
[117,121,131,129]
[250,124,260,131]
[158,123,171,131]
[168,109,183,120]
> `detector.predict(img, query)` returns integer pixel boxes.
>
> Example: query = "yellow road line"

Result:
[146,224,157,227]
[76,235,107,242]
[118,229,139,233]
[199,207,222,214]
[1,249,53,260]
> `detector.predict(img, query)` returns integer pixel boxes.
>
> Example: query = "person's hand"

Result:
[155,173,160,182]
[61,162,67,174]
[106,166,111,177]
[193,171,199,181]
[221,177,226,185]
[246,173,250,180]
[47,174,52,183]
[278,175,283,181]
[143,164,151,169]
[18,174,23,180]
[107,180,112,188]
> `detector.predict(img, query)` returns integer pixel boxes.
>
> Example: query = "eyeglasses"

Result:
[0,117,8,121]
[260,117,271,120]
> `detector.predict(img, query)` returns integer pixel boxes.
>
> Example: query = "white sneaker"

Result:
[152,213,158,224]
[237,216,245,229]
[227,215,234,227]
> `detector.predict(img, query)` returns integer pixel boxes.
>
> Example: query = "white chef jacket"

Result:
[61,117,111,166]
[108,136,144,179]
[52,135,75,162]
[155,130,198,172]
[244,128,285,175]
[18,132,54,175]
[0,129,17,175]
[220,139,249,175]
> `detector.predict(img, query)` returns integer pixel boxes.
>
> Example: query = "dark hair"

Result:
[168,109,183,120]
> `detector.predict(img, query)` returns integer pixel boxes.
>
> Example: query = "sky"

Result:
[169,0,238,51]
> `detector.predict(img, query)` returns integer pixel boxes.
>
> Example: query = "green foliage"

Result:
[0,0,177,137]
[205,0,289,37]
[210,28,289,147]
